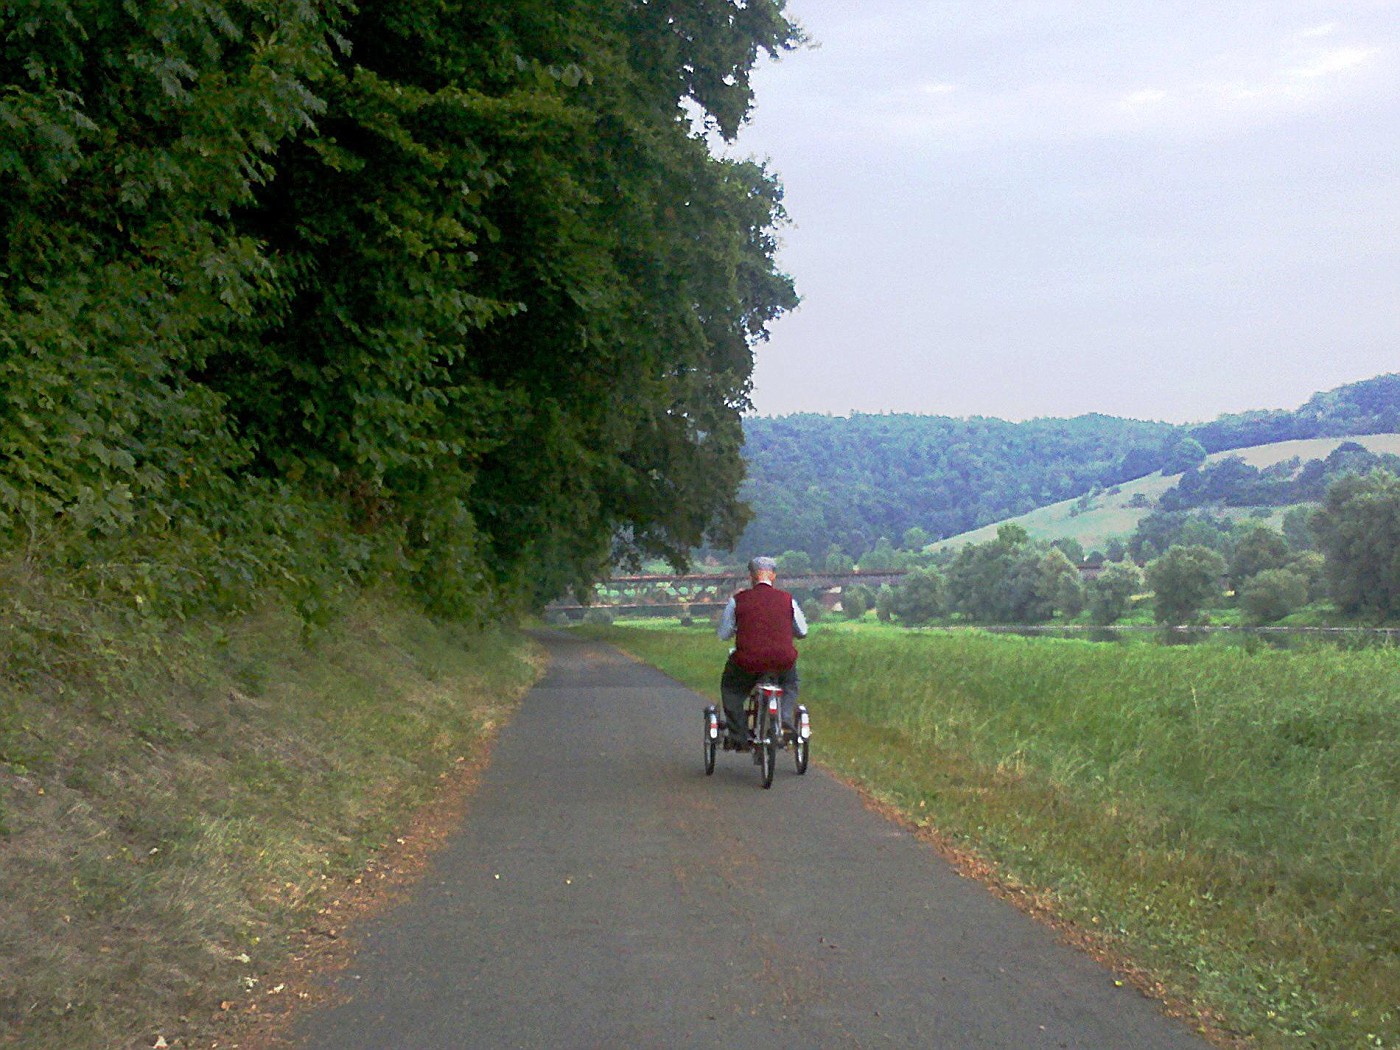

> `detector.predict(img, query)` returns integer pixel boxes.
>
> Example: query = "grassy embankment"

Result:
[590,621,1398,1050]
[1,571,542,1050]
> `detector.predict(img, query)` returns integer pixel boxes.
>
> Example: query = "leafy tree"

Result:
[1238,569,1308,624]
[1038,547,1084,618]
[842,583,874,619]
[997,523,1030,546]
[1145,545,1227,625]
[1,0,802,622]
[945,536,1053,623]
[890,567,946,625]
[1050,537,1085,565]
[874,584,894,622]
[1129,510,1233,562]
[1311,469,1400,618]
[1281,506,1317,551]
[824,545,855,573]
[1162,437,1208,474]
[777,550,813,576]
[1286,550,1328,603]
[901,525,930,551]
[1228,525,1290,588]
[858,536,900,571]
[1087,561,1143,625]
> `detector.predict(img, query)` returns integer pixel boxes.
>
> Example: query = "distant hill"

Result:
[1192,374,1400,452]
[734,373,1400,560]
[929,434,1400,555]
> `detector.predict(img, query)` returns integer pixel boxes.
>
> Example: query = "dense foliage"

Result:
[1311,469,1400,618]
[1086,560,1142,625]
[1158,442,1400,511]
[736,412,1175,557]
[1191,373,1400,451]
[1144,545,1226,625]
[1,0,800,625]
[736,373,1400,558]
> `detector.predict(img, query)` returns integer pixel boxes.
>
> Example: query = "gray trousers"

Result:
[720,655,799,740]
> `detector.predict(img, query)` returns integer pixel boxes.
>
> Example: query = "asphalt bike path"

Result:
[291,631,1210,1049]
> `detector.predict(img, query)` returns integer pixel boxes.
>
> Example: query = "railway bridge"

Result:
[548,570,907,618]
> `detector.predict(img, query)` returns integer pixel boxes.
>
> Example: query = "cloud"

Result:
[839,21,1387,151]
[1289,46,1380,79]
[789,3,1388,154]
[1119,88,1169,111]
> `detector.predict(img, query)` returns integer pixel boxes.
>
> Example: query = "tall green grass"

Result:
[590,623,1399,1049]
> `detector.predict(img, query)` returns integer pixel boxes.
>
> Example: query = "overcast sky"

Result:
[729,1,1400,423]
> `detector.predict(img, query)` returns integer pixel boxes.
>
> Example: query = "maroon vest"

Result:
[733,585,799,674]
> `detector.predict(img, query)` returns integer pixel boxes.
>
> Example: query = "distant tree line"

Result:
[1,1,800,627]
[1189,374,1400,452]
[864,468,1400,628]
[732,413,1175,558]
[1158,442,1400,511]
[733,374,1400,560]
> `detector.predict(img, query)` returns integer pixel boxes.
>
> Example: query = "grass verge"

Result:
[583,622,1399,1050]
[1,586,542,1050]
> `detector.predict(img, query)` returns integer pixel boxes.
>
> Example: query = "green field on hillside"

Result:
[931,433,1400,554]
[586,622,1400,1050]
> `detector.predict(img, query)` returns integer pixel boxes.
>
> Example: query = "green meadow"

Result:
[586,621,1399,1049]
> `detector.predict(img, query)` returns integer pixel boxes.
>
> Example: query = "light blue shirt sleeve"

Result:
[717,596,738,640]
[792,597,808,638]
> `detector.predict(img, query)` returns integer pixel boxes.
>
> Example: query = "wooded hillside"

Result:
[735,373,1400,558]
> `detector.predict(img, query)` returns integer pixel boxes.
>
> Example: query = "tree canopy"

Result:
[1145,545,1226,626]
[2,0,801,619]
[1311,469,1400,619]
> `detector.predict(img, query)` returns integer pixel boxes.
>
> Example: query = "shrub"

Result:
[891,567,946,625]
[1286,550,1327,603]
[1228,525,1290,588]
[841,586,869,619]
[1087,560,1143,625]
[1038,547,1084,618]
[1238,569,1308,624]
[1146,545,1226,625]
[1311,469,1400,618]
[777,549,813,575]
[875,584,894,622]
